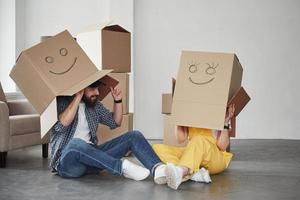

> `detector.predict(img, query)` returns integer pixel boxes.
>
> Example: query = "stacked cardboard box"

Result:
[77,23,133,144]
[161,78,186,147]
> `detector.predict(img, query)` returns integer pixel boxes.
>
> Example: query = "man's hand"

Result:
[75,90,84,100]
[59,90,84,128]
[225,104,235,124]
[110,87,122,101]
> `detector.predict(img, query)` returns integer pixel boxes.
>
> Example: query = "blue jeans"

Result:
[57,130,161,178]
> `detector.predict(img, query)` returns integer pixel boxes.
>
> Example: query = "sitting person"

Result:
[50,80,166,182]
[152,104,235,189]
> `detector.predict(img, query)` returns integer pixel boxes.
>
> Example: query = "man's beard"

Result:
[82,95,99,107]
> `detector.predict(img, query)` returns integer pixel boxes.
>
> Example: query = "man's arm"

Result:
[110,87,123,126]
[58,90,83,127]
[216,104,235,151]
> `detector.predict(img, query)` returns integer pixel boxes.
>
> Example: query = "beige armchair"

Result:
[0,82,49,168]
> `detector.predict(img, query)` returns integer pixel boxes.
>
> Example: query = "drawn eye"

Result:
[206,67,216,75]
[60,48,68,56]
[189,64,197,73]
[45,56,54,63]
[205,63,218,75]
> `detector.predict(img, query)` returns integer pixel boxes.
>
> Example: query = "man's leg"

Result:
[58,138,150,180]
[96,130,162,176]
[58,138,122,178]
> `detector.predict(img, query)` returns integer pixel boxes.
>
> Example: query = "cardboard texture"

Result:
[97,113,133,144]
[77,23,131,72]
[171,51,243,130]
[227,86,251,137]
[227,86,251,117]
[97,75,119,101]
[162,93,172,114]
[161,78,176,114]
[10,30,114,138]
[163,114,187,147]
[100,73,129,114]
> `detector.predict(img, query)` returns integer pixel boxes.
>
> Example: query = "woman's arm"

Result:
[176,126,189,144]
[216,104,235,151]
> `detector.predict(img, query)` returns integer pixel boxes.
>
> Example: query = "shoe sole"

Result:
[165,165,179,190]
[154,176,167,185]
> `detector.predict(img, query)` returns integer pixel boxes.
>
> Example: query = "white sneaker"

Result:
[154,164,167,184]
[165,163,183,190]
[122,159,150,181]
[191,167,212,183]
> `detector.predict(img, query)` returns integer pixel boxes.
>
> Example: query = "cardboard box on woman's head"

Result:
[171,51,250,133]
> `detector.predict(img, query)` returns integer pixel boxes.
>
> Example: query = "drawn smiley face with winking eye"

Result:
[188,62,219,85]
[44,47,77,75]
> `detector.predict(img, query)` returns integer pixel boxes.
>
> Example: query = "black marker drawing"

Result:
[188,62,219,85]
[45,47,77,75]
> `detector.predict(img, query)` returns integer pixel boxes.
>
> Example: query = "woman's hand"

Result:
[225,104,235,124]
[176,126,188,144]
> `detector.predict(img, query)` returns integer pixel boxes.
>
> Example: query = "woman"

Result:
[152,104,235,190]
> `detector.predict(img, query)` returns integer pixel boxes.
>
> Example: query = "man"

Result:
[50,79,166,182]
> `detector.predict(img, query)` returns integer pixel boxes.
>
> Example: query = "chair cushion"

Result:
[0,82,7,103]
[9,114,40,136]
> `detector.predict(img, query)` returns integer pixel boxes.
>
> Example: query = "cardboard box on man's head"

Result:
[77,23,131,72]
[10,30,115,138]
[171,51,244,130]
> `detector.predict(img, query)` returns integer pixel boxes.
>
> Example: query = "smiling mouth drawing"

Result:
[189,77,215,85]
[49,57,77,75]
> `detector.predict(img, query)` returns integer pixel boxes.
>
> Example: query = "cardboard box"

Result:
[97,113,133,144]
[77,23,131,72]
[227,86,251,137]
[161,78,176,114]
[171,51,243,130]
[162,93,172,114]
[10,30,115,138]
[163,114,187,147]
[100,73,129,114]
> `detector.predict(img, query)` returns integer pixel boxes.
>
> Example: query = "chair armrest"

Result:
[0,101,10,151]
[7,99,37,115]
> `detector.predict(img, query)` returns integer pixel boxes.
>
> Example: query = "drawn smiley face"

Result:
[44,47,77,75]
[188,62,218,85]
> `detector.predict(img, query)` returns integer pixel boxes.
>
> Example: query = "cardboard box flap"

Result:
[10,53,56,114]
[227,86,251,117]
[172,78,176,96]
[97,75,119,101]
[59,70,112,96]
[40,98,57,138]
[228,54,243,101]
[103,25,130,33]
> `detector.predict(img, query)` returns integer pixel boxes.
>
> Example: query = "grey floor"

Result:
[1,139,300,200]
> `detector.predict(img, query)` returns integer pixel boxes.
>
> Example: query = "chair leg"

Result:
[0,152,7,168]
[42,143,48,158]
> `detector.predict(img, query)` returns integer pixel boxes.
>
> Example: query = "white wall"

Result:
[10,0,134,110]
[0,0,16,92]
[21,0,109,48]
[134,0,300,139]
